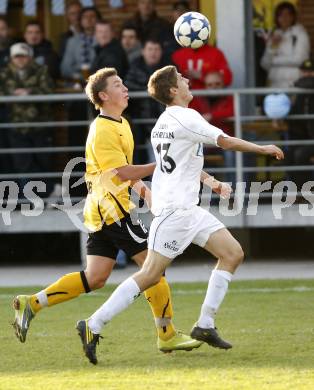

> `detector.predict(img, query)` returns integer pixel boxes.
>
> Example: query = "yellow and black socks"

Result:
[30,271,91,313]
[144,276,175,341]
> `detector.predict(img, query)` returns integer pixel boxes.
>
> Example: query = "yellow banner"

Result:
[199,0,216,44]
[253,0,298,30]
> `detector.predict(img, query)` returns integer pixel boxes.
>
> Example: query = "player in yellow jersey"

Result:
[12,67,204,363]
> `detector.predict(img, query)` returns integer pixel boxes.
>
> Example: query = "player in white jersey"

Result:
[76,65,284,360]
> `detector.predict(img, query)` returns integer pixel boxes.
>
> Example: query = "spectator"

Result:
[0,17,13,173]
[125,39,168,91]
[191,71,235,183]
[163,1,191,61]
[23,21,60,81]
[0,43,54,198]
[60,6,101,181]
[123,0,172,50]
[59,0,82,58]
[192,71,234,135]
[120,24,142,64]
[61,6,101,82]
[287,58,314,189]
[252,1,269,88]
[172,42,233,90]
[0,17,14,69]
[172,1,190,20]
[125,39,168,163]
[260,2,310,87]
[91,21,128,79]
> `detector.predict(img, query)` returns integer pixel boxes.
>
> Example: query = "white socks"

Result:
[198,269,233,329]
[88,277,141,334]
[87,270,232,334]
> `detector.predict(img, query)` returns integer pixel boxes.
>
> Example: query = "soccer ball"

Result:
[174,11,211,49]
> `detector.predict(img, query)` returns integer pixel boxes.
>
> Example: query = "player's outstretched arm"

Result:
[201,171,232,199]
[217,136,284,160]
[131,180,152,209]
[116,163,156,182]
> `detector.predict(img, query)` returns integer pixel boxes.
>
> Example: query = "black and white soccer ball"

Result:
[174,11,211,49]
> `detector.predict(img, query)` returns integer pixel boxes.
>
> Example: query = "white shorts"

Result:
[148,206,225,259]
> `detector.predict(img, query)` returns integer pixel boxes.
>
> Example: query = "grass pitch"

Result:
[0,279,314,390]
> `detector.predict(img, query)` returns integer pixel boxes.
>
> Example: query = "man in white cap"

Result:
[8,43,35,94]
[0,42,54,198]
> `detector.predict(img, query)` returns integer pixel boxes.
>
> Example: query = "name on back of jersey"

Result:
[152,130,174,139]
[152,123,175,140]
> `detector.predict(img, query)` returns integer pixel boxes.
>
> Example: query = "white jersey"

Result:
[151,105,228,215]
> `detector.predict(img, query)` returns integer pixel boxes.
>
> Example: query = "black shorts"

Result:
[86,214,148,259]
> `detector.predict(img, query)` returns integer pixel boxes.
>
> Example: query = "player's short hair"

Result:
[85,67,117,110]
[147,65,178,105]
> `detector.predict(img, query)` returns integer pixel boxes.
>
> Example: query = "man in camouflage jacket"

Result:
[0,43,54,197]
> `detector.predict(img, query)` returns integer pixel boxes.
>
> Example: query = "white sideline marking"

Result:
[172,286,314,294]
[1,286,313,300]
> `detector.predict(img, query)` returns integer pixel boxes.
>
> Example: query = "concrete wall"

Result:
[215,0,247,87]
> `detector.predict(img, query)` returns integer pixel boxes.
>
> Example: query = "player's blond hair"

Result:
[85,67,117,110]
[147,65,178,105]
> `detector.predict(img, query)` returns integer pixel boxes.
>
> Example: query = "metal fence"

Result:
[0,87,313,192]
[1,87,314,261]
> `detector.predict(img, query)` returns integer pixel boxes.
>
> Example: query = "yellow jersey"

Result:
[84,114,135,232]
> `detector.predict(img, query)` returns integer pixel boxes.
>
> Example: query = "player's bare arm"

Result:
[217,136,284,160]
[200,171,232,199]
[115,163,156,181]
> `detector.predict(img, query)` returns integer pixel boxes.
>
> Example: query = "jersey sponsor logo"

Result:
[152,131,175,139]
[126,223,147,243]
[164,240,179,252]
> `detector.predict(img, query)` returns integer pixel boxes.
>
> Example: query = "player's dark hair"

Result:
[148,65,178,105]
[85,67,117,110]
[274,2,297,28]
